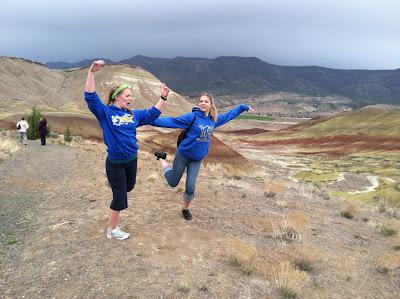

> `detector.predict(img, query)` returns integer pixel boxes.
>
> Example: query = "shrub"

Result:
[340,211,354,219]
[380,225,397,237]
[27,105,41,140]
[64,126,72,142]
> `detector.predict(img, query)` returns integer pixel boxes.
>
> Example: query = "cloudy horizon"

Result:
[1,0,399,70]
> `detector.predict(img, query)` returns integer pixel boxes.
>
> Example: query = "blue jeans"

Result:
[163,151,202,201]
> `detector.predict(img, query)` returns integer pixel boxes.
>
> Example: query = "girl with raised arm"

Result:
[84,60,169,239]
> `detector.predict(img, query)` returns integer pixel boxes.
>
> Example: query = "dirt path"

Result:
[1,138,399,298]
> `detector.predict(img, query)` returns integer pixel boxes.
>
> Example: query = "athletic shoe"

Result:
[106,227,130,240]
[182,209,193,220]
[155,152,167,160]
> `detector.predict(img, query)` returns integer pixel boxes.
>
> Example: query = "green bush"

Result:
[27,106,41,140]
[64,126,72,142]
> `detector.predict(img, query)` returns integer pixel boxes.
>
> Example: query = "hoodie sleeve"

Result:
[215,104,249,128]
[135,106,162,127]
[84,92,106,120]
[151,113,195,129]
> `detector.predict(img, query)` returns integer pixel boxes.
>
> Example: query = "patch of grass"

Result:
[294,258,313,273]
[228,254,242,267]
[279,287,297,299]
[236,115,274,121]
[274,262,310,299]
[293,170,340,183]
[227,255,254,276]
[379,225,397,237]
[340,211,354,219]
[7,236,17,245]
[393,245,400,251]
[377,266,390,275]
[264,191,276,198]
[176,285,190,294]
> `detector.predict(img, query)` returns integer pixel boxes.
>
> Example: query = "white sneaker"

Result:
[107,227,130,240]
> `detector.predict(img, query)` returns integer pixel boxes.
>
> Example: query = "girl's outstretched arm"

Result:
[151,113,195,129]
[215,104,254,128]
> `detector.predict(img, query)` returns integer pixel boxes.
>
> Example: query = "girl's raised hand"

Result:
[89,60,105,73]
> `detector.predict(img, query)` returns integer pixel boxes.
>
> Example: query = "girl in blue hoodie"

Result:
[84,60,169,240]
[153,93,254,220]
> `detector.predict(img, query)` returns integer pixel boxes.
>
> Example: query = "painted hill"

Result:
[47,55,400,109]
[0,56,193,119]
[244,106,400,155]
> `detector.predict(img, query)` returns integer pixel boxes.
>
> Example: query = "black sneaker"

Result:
[155,152,167,160]
[182,209,193,220]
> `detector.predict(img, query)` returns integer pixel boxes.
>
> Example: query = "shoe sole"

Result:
[107,234,130,240]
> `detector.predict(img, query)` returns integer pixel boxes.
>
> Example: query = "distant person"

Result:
[38,117,47,145]
[16,117,29,145]
[153,93,254,220]
[84,60,169,240]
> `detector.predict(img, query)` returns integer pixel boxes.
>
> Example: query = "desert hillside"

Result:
[0,56,193,119]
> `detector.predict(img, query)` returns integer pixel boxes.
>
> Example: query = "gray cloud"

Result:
[0,0,399,69]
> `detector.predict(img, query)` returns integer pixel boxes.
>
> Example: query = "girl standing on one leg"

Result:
[153,93,254,220]
[84,60,169,239]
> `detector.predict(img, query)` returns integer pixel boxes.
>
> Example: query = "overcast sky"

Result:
[0,0,399,70]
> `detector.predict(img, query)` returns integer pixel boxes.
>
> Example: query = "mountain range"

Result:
[47,55,400,109]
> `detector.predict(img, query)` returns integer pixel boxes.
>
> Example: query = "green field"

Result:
[235,115,274,121]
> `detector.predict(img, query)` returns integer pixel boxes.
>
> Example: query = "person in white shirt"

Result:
[16,117,29,145]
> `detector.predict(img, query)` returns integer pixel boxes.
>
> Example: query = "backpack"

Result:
[176,114,196,147]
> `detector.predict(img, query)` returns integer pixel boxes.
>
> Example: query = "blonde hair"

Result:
[200,93,218,122]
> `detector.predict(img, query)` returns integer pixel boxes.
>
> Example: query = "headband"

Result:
[111,84,131,99]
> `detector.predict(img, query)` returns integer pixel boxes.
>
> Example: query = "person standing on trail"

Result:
[84,60,170,240]
[16,117,29,145]
[153,93,254,220]
[38,117,47,146]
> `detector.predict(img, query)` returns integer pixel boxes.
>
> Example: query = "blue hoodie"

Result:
[84,92,161,160]
[152,104,249,160]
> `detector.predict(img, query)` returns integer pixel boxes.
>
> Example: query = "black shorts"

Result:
[105,158,137,211]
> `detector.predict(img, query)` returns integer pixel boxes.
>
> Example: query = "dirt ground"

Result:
[1,131,399,299]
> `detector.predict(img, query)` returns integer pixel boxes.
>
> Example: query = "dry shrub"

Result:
[377,252,400,274]
[270,212,309,245]
[274,261,311,298]
[292,244,320,273]
[225,237,257,275]
[264,177,286,197]
[226,237,257,263]
[0,138,20,161]
[340,201,357,219]
[223,164,247,179]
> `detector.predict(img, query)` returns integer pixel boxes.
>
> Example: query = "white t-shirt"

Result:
[17,120,29,133]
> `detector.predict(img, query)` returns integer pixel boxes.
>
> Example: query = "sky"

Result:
[0,0,399,70]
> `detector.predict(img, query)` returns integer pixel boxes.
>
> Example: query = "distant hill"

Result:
[47,55,400,109]
[46,58,114,69]
[0,56,193,119]
[254,106,400,140]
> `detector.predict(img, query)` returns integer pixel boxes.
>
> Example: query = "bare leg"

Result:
[182,199,190,209]
[108,209,120,230]
[159,159,169,169]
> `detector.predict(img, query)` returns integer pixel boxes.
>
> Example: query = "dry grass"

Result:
[273,261,311,298]
[0,136,20,161]
[264,177,286,198]
[340,201,357,219]
[377,252,400,274]
[225,237,257,275]
[269,212,309,250]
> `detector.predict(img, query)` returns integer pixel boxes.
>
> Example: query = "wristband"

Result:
[160,95,168,101]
